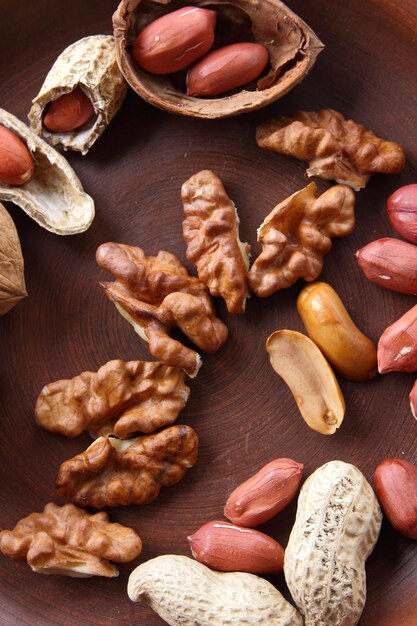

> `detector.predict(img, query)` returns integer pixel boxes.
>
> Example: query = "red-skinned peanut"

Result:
[374,459,417,539]
[387,184,417,244]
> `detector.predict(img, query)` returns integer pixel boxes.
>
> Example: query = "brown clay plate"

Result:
[1,1,416,624]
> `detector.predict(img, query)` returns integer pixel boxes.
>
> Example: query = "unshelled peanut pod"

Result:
[128,554,303,626]
[284,461,382,626]
[188,520,284,574]
[224,458,303,527]
[387,184,417,244]
[186,43,269,97]
[297,281,377,381]
[377,303,417,373]
[356,237,417,294]
[374,458,417,540]
[266,330,345,435]
[132,7,217,74]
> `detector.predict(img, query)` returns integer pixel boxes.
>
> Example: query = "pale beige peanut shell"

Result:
[128,554,303,626]
[266,329,345,435]
[29,35,128,155]
[284,460,382,626]
[0,109,94,234]
[0,203,27,315]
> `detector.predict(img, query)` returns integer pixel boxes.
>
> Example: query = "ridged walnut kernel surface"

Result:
[56,425,199,508]
[248,182,355,297]
[256,109,406,190]
[284,460,382,626]
[0,503,142,577]
[128,554,303,625]
[29,35,128,155]
[112,0,324,118]
[182,170,250,314]
[35,359,190,438]
[0,203,26,315]
[96,242,228,377]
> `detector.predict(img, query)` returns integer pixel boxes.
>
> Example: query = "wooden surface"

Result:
[0,0,416,624]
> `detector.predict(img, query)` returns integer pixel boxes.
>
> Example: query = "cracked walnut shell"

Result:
[97,243,228,377]
[56,425,199,508]
[29,35,128,155]
[0,203,26,315]
[0,502,142,577]
[112,0,324,119]
[256,109,406,190]
[182,170,250,314]
[35,359,189,438]
[248,182,355,298]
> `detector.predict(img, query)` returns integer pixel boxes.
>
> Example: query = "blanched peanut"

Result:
[297,281,377,381]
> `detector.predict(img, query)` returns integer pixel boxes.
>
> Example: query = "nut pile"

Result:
[0,1,416,625]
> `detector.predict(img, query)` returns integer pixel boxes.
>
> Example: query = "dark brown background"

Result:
[0,0,416,624]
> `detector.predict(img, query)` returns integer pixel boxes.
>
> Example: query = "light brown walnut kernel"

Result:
[35,359,189,438]
[96,243,228,377]
[0,502,142,577]
[182,170,250,315]
[256,109,406,190]
[248,182,355,298]
[56,425,199,508]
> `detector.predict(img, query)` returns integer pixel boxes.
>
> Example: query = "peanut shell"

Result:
[29,35,128,155]
[0,109,94,235]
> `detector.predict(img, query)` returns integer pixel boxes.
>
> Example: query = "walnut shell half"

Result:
[0,109,94,234]
[112,0,324,119]
[0,203,26,315]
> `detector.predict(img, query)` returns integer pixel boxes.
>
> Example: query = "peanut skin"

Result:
[132,7,217,74]
[224,458,303,527]
[0,125,34,185]
[356,237,417,294]
[188,520,284,574]
[186,43,269,97]
[43,87,95,132]
[377,303,417,373]
[297,281,377,381]
[374,458,417,539]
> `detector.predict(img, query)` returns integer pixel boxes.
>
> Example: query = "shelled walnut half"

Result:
[0,502,142,577]
[56,425,199,508]
[35,359,190,438]
[182,170,250,314]
[248,182,355,298]
[96,243,228,377]
[256,109,405,190]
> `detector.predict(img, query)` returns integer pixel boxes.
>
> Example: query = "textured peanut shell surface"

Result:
[128,554,303,625]
[113,0,324,118]
[0,109,94,234]
[284,460,382,626]
[0,203,26,315]
[29,35,128,155]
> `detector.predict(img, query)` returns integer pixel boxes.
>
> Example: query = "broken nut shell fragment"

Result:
[0,108,94,235]
[266,329,345,435]
[29,35,128,154]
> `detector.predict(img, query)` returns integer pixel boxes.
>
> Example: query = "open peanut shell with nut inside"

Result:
[112,0,324,118]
